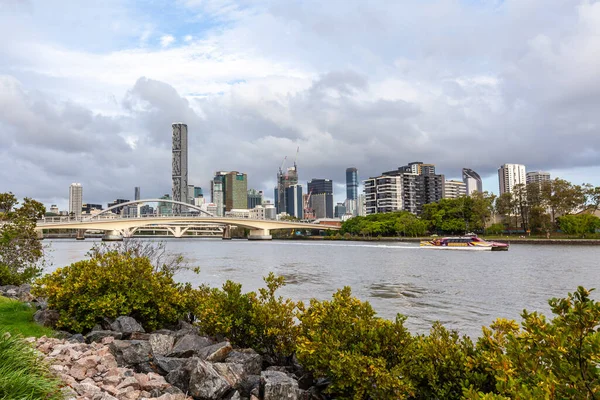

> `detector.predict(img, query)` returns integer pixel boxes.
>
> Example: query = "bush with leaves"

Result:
[296,287,415,399]
[192,273,300,364]
[32,248,193,332]
[0,192,47,285]
[464,286,600,399]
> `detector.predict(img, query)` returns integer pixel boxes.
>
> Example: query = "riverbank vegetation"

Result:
[341,179,600,238]
[27,242,600,399]
[0,296,54,338]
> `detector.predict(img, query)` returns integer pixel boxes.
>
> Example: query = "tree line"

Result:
[341,179,600,237]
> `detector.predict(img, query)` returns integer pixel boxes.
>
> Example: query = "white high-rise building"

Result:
[69,183,83,218]
[526,171,551,184]
[172,123,188,213]
[444,180,467,199]
[498,164,526,195]
[462,168,483,195]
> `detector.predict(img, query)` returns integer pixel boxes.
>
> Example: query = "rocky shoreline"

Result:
[1,285,322,400]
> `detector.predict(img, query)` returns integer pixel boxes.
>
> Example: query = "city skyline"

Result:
[2,1,600,209]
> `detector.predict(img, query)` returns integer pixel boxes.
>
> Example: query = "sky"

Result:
[1,0,599,210]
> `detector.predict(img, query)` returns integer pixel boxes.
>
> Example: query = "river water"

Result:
[44,239,600,339]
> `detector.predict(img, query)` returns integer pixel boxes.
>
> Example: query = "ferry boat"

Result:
[420,235,509,251]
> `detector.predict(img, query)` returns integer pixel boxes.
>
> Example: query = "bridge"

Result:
[36,199,339,240]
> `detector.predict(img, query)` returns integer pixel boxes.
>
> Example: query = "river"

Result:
[44,238,600,339]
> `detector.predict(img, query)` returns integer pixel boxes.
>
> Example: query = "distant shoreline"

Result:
[279,236,600,245]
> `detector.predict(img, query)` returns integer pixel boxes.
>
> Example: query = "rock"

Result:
[237,374,261,398]
[261,370,300,400]
[187,358,232,399]
[212,362,246,389]
[130,332,151,340]
[224,391,242,400]
[18,284,35,302]
[68,333,85,343]
[150,333,175,356]
[226,349,263,376]
[33,309,59,328]
[165,358,196,393]
[86,330,123,343]
[154,356,188,376]
[110,316,145,335]
[197,341,232,362]
[109,340,152,367]
[167,334,214,358]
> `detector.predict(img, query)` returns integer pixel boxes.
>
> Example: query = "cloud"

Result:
[160,34,176,47]
[1,0,600,209]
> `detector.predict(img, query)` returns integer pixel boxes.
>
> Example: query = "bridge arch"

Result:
[90,199,214,219]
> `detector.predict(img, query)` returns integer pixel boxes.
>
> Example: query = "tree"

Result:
[557,214,600,237]
[584,184,600,213]
[513,184,529,231]
[495,193,515,231]
[542,179,586,224]
[470,191,496,232]
[0,193,47,285]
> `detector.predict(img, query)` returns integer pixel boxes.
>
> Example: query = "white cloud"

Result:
[159,34,176,47]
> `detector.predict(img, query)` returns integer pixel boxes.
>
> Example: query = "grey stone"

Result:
[167,333,214,358]
[150,333,175,356]
[261,370,300,400]
[33,309,59,328]
[188,358,232,399]
[110,316,145,334]
[165,357,197,393]
[224,390,242,400]
[226,349,263,376]
[238,375,261,398]
[109,340,152,367]
[212,362,246,389]
[197,341,232,362]
[85,330,123,343]
[67,333,85,343]
[153,356,188,375]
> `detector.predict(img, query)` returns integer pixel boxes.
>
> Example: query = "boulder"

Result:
[187,358,232,399]
[237,374,261,398]
[110,316,145,334]
[197,341,232,362]
[261,370,300,400]
[165,357,197,393]
[154,356,188,376]
[33,309,59,328]
[212,362,246,389]
[68,333,85,343]
[150,333,175,356]
[167,334,214,358]
[226,349,263,376]
[85,330,123,343]
[224,391,242,400]
[109,340,152,367]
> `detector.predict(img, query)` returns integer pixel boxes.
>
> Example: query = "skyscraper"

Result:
[134,187,141,201]
[498,164,526,195]
[307,179,334,218]
[69,183,83,218]
[285,184,303,218]
[462,168,483,195]
[526,171,551,184]
[346,167,358,200]
[276,163,298,214]
[443,180,467,199]
[211,174,225,217]
[247,189,263,209]
[172,123,188,213]
[225,171,248,210]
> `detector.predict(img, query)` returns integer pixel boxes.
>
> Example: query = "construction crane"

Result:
[278,156,287,175]
[303,187,315,220]
[293,146,299,169]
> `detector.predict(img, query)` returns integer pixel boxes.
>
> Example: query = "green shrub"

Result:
[465,287,600,399]
[296,287,414,399]
[0,333,64,399]
[32,250,193,332]
[192,273,300,364]
[485,223,504,235]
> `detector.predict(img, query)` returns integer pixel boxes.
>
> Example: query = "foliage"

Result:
[0,296,54,338]
[32,250,193,332]
[409,323,478,399]
[341,211,427,237]
[485,223,504,235]
[558,214,600,236]
[296,287,414,399]
[466,287,600,399]
[192,273,300,363]
[0,192,47,285]
[0,332,64,399]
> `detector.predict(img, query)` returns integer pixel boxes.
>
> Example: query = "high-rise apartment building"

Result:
[334,203,347,218]
[285,184,303,218]
[225,171,248,211]
[498,164,526,194]
[526,171,551,184]
[462,168,483,195]
[69,183,83,218]
[187,184,194,205]
[134,187,141,201]
[172,123,188,213]
[211,174,225,217]
[158,194,172,215]
[247,189,263,209]
[307,179,334,218]
[276,162,299,214]
[444,180,467,199]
